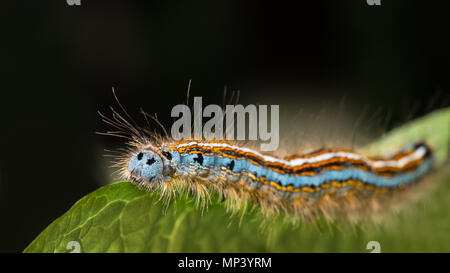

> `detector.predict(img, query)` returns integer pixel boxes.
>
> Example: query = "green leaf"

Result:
[24,108,450,253]
[363,107,450,166]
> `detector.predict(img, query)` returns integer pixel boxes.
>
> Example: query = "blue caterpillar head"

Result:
[128,150,163,182]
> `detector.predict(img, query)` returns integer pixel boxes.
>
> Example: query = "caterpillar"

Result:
[99,96,435,221]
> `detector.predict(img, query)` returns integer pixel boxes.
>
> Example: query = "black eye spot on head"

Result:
[193,153,204,165]
[146,158,156,165]
[137,152,143,160]
[162,151,172,160]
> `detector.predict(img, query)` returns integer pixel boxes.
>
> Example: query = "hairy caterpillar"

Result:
[99,94,435,221]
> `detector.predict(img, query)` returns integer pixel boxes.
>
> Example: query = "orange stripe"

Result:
[169,141,425,176]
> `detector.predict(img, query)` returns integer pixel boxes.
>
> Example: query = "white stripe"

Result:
[173,141,426,169]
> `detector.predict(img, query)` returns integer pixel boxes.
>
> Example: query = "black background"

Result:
[3,253,449,271]
[0,0,449,252]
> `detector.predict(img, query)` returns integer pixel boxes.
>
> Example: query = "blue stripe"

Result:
[179,153,433,189]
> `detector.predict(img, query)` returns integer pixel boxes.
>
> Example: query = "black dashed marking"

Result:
[226,160,235,171]
[146,158,156,165]
[162,151,172,160]
[137,152,143,160]
[194,154,204,165]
